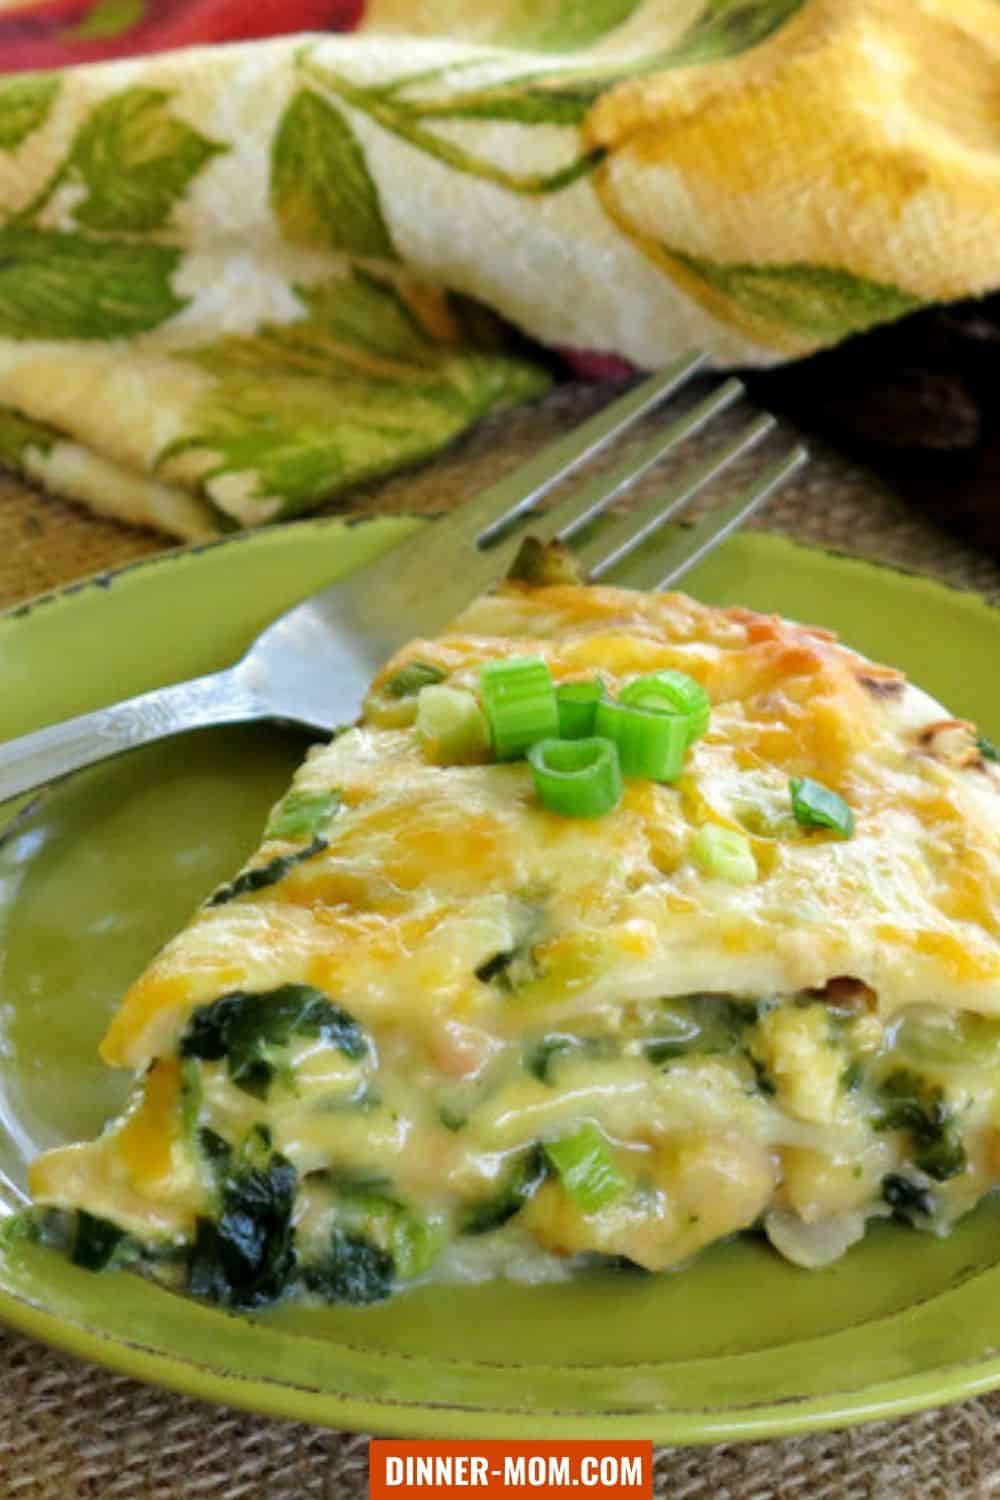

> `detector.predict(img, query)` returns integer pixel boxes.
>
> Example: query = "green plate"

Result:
[1,517,999,1443]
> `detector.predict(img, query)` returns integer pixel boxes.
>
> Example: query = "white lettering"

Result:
[621,1456,643,1487]
[506,1458,526,1486]
[385,1457,404,1487]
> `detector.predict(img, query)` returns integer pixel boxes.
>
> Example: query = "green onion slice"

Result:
[691,824,758,885]
[594,697,687,782]
[789,776,855,838]
[544,1123,628,1213]
[528,737,622,819]
[479,656,558,760]
[384,661,446,699]
[416,684,489,763]
[619,669,711,746]
[556,679,603,739]
[265,789,340,842]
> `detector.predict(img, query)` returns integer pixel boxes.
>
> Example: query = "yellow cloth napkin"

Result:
[0,0,998,537]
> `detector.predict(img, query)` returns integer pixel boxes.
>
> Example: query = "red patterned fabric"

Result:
[0,0,365,72]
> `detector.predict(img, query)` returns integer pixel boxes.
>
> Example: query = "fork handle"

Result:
[0,668,262,804]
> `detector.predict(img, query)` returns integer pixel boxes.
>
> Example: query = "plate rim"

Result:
[4,515,1000,631]
[3,516,1000,1443]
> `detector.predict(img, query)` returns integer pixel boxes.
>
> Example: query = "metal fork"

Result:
[0,356,806,804]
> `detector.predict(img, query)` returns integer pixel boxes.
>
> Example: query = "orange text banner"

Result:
[370,1441,653,1500]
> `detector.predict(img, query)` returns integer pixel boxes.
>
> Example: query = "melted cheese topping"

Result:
[28,582,1000,1286]
[98,583,1000,1071]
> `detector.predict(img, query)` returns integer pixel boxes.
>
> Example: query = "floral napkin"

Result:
[0,0,996,537]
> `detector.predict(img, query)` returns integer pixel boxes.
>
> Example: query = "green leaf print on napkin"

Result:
[63,87,226,233]
[0,407,57,466]
[497,0,802,57]
[357,0,806,137]
[383,71,601,127]
[663,0,807,67]
[157,271,549,523]
[67,0,147,41]
[306,62,605,192]
[671,252,924,341]
[0,229,186,340]
[499,0,642,52]
[271,89,396,258]
[0,75,61,151]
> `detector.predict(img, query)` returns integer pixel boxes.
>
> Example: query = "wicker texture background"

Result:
[1,382,999,1498]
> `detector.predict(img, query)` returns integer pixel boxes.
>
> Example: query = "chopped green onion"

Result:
[594,697,688,782]
[978,734,1000,764]
[556,679,603,739]
[378,1207,446,1280]
[619,670,711,746]
[528,738,622,819]
[416,684,489,763]
[479,656,558,760]
[789,776,855,838]
[384,661,446,699]
[544,1123,627,1213]
[265,789,340,841]
[692,824,758,885]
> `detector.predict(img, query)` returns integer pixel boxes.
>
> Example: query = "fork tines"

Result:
[464,356,807,592]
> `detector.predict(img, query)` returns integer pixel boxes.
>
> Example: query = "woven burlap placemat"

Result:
[1,382,999,1499]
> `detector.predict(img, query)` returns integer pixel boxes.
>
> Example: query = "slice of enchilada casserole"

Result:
[28,574,1000,1308]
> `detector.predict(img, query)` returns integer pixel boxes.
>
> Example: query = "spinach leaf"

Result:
[875,1070,967,1182]
[302,1228,394,1304]
[881,1173,934,1222]
[524,1034,615,1083]
[71,1211,129,1272]
[207,835,327,906]
[525,1035,577,1084]
[643,1006,703,1065]
[644,995,760,1065]
[298,1176,444,1302]
[188,1127,297,1309]
[181,983,367,1099]
[746,1054,777,1098]
[475,905,546,994]
[197,1127,232,1170]
[460,1147,548,1235]
[338,1189,443,1280]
